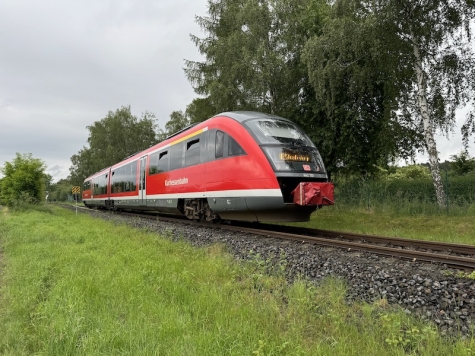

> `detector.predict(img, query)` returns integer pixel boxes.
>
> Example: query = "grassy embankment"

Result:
[1,206,474,355]
[295,204,474,245]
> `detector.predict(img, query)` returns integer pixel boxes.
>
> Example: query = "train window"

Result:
[130,162,137,191]
[228,136,245,156]
[149,152,159,175]
[112,166,123,193]
[185,138,200,166]
[94,173,107,195]
[110,161,137,193]
[215,131,224,158]
[169,144,183,170]
[244,119,315,147]
[157,151,169,172]
[111,170,117,193]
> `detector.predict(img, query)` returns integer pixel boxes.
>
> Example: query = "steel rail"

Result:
[131,212,475,270]
[218,225,475,270]
[245,223,475,256]
[61,205,475,270]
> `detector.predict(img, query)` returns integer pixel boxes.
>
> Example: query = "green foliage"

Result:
[158,110,191,141]
[69,106,159,184]
[450,151,475,176]
[342,0,475,206]
[383,165,431,181]
[185,0,325,119]
[381,313,438,352]
[185,97,217,124]
[335,175,475,214]
[180,0,475,182]
[183,0,436,178]
[163,98,216,139]
[0,153,47,207]
[303,0,423,175]
[48,178,75,202]
[9,191,38,211]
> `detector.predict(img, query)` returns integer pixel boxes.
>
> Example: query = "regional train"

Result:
[82,111,334,222]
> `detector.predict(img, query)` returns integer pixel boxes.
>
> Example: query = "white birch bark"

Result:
[413,41,447,208]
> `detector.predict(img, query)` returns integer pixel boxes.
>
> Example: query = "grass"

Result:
[0,206,475,355]
[294,204,475,245]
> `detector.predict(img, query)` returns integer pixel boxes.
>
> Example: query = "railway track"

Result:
[64,204,475,270]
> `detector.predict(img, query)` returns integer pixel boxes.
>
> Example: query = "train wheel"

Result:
[183,199,220,222]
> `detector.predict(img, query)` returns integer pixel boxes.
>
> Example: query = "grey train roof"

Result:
[215,111,292,124]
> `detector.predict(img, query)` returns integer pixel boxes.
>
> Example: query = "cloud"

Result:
[0,0,207,182]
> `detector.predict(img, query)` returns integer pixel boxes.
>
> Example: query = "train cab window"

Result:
[228,136,245,156]
[215,131,224,158]
[157,151,169,172]
[169,144,183,170]
[185,138,200,166]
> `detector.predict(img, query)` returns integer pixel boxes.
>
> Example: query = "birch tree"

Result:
[367,0,475,207]
[305,0,475,205]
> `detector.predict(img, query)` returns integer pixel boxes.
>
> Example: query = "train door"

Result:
[139,155,147,206]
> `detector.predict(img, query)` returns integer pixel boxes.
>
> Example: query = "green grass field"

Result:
[295,205,475,245]
[1,206,475,355]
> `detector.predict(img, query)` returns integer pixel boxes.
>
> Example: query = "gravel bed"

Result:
[79,208,475,338]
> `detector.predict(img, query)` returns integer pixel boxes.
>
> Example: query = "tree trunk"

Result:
[413,41,447,208]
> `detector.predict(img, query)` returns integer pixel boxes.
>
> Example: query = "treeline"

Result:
[67,1,475,200]
[6,0,474,207]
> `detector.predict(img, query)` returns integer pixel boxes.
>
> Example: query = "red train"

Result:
[82,111,334,222]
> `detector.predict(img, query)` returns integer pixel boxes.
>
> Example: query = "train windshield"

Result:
[244,118,325,173]
[244,119,315,147]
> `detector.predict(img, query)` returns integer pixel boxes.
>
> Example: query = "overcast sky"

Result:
[1,0,474,182]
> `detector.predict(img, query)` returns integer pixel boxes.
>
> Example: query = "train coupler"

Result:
[291,182,334,206]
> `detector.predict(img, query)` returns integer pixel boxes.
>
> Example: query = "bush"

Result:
[0,153,46,206]
[335,175,475,215]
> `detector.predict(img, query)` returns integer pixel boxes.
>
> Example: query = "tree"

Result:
[48,178,74,202]
[69,106,159,184]
[376,0,475,206]
[0,153,47,206]
[303,0,424,176]
[359,0,474,206]
[450,151,475,176]
[392,0,474,207]
[185,0,324,118]
[185,97,217,124]
[157,111,191,141]
[184,0,421,177]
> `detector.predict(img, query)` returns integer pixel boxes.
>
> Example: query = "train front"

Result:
[243,115,334,221]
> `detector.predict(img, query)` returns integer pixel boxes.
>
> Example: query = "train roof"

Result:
[215,111,292,124]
